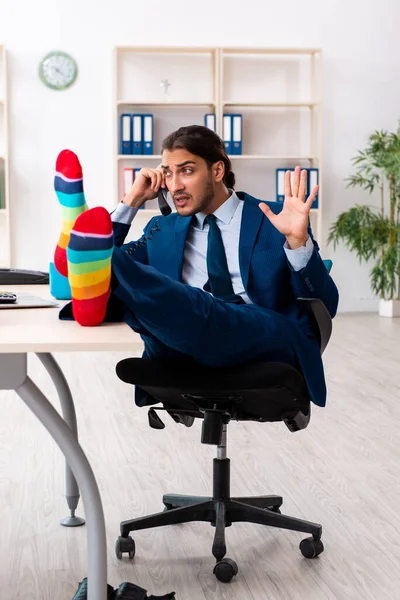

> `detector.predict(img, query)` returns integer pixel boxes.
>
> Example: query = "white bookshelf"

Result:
[0,45,10,268]
[113,47,322,241]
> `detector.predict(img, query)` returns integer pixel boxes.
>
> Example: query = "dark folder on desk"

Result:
[0,269,49,284]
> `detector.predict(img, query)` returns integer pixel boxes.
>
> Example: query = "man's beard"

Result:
[173,177,214,216]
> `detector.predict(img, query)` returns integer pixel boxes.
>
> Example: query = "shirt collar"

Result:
[194,190,241,230]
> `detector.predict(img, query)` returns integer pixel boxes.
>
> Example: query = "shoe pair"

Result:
[72,578,176,600]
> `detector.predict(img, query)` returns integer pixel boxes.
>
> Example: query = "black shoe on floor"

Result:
[112,582,176,599]
[72,578,114,599]
[72,578,175,600]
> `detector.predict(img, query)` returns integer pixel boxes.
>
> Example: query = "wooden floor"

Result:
[0,313,399,600]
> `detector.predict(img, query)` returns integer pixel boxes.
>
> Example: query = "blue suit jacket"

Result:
[113,192,339,407]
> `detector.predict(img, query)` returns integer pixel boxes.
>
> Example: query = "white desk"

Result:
[0,285,143,600]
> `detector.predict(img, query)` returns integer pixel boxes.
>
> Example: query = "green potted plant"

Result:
[328,125,400,317]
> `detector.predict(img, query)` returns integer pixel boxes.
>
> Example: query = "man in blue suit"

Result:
[65,125,338,408]
[104,125,339,409]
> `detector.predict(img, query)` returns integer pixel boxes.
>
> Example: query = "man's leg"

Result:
[111,246,299,368]
[64,207,299,367]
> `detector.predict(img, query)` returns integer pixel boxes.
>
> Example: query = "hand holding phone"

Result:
[123,165,166,208]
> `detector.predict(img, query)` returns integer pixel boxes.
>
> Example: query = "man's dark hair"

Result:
[161,125,236,189]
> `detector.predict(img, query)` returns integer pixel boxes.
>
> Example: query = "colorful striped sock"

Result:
[67,207,114,327]
[54,149,89,277]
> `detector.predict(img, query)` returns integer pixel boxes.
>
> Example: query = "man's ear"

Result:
[213,160,225,183]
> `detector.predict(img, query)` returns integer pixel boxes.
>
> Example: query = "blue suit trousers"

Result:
[110,247,300,371]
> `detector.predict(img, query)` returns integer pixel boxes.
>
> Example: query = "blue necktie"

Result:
[203,214,244,304]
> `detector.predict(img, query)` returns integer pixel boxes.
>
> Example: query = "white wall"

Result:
[0,0,399,312]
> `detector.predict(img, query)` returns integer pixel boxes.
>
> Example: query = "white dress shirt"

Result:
[111,192,314,304]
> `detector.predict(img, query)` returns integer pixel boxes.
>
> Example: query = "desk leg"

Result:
[36,353,85,527]
[16,375,108,600]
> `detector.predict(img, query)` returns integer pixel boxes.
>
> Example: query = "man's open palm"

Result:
[259,166,319,249]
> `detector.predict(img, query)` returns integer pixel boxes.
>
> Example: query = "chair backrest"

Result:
[297,298,332,354]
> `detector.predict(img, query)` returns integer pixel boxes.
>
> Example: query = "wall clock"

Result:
[39,51,78,90]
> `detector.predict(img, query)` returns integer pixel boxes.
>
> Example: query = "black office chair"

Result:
[114,298,332,583]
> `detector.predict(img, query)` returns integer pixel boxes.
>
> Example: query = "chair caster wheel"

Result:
[299,537,324,559]
[115,535,136,560]
[213,558,238,583]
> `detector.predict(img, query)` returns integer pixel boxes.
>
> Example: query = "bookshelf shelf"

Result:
[221,47,321,55]
[117,101,216,107]
[117,46,216,54]
[136,209,164,216]
[118,155,161,160]
[229,155,318,161]
[223,102,318,108]
[118,154,319,161]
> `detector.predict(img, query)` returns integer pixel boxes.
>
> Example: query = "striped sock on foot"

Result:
[67,207,114,326]
[54,149,88,277]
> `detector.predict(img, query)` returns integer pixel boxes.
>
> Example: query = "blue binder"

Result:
[120,114,132,155]
[223,114,232,154]
[231,114,242,154]
[308,168,319,209]
[132,114,143,154]
[276,169,285,202]
[276,168,296,202]
[204,113,216,132]
[276,167,319,207]
[142,114,154,155]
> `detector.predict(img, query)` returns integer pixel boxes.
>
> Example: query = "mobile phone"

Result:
[158,187,172,216]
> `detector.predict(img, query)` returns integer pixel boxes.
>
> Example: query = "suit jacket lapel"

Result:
[174,215,192,281]
[238,193,264,289]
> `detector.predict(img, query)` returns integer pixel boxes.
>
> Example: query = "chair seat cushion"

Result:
[116,358,310,422]
[117,358,304,391]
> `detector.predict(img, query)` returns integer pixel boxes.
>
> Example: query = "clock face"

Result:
[39,51,78,90]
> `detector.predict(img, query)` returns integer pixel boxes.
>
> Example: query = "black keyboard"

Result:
[0,268,49,285]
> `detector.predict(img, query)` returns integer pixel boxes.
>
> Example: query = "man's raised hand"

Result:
[258,166,318,249]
